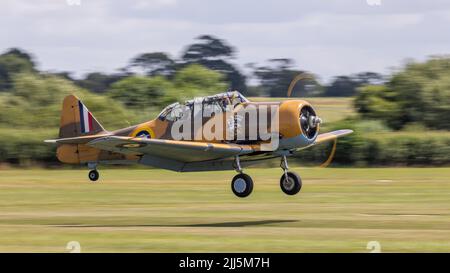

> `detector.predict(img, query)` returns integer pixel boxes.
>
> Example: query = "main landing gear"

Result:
[231,156,253,198]
[230,155,302,198]
[279,155,302,195]
[88,163,99,182]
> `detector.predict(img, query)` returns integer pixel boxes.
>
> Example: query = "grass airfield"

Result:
[0,168,449,252]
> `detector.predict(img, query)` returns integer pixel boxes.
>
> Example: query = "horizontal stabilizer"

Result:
[44,133,112,144]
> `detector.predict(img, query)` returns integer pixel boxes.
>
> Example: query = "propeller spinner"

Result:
[300,105,321,139]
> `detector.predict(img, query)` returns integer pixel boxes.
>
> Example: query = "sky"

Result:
[1,0,450,83]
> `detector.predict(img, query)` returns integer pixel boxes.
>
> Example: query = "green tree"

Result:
[181,35,246,93]
[354,85,401,128]
[109,76,172,108]
[128,52,176,77]
[173,64,226,101]
[108,64,226,110]
[325,76,360,97]
[0,48,36,91]
[354,57,450,130]
[325,72,384,97]
[76,72,124,93]
[253,59,320,97]
[0,73,134,129]
[389,58,450,130]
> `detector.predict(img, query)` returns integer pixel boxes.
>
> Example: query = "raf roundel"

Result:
[136,130,151,139]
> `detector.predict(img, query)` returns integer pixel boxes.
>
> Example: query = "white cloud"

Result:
[0,0,449,82]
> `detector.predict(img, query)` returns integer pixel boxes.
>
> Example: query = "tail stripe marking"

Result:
[88,112,93,132]
[78,101,92,133]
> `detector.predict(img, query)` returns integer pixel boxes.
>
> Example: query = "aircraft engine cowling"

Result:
[278,100,321,150]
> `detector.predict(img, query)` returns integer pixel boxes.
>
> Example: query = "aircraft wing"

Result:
[44,134,112,144]
[291,129,353,156]
[87,136,254,163]
[314,129,353,145]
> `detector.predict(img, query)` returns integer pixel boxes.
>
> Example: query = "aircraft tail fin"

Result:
[59,95,107,138]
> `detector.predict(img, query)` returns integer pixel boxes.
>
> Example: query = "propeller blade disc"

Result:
[286,72,314,97]
[320,139,337,168]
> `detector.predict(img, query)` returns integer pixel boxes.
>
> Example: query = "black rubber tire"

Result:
[280,172,302,195]
[231,173,254,198]
[88,170,99,182]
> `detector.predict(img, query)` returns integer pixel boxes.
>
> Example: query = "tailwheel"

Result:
[231,173,253,198]
[280,171,302,195]
[88,170,99,182]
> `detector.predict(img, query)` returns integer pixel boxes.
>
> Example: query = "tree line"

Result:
[1,34,448,131]
[0,35,386,99]
[0,34,449,166]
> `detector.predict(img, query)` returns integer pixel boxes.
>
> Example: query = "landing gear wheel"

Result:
[280,172,301,195]
[231,173,253,198]
[88,170,99,182]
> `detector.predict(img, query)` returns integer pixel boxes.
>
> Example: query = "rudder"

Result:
[59,95,106,138]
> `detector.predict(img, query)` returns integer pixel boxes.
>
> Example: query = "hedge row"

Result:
[295,132,450,166]
[0,128,449,167]
[0,128,56,165]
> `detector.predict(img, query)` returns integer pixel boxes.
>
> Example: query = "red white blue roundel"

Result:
[79,101,93,134]
[136,130,151,138]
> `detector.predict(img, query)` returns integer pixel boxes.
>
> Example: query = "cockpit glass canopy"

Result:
[158,91,248,121]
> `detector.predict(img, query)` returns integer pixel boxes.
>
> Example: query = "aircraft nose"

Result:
[308,116,322,128]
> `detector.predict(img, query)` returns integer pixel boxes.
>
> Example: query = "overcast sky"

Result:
[1,0,450,83]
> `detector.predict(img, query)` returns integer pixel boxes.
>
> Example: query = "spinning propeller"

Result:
[287,72,339,167]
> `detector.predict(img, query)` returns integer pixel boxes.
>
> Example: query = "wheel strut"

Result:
[280,155,289,177]
[87,162,98,170]
[233,156,243,173]
[279,155,302,195]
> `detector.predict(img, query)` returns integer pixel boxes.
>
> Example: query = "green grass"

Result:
[250,97,355,123]
[0,168,449,252]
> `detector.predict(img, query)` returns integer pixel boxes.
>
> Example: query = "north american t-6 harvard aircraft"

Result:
[45,91,352,198]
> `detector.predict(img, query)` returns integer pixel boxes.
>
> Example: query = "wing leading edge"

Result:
[314,129,353,144]
[87,136,255,163]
